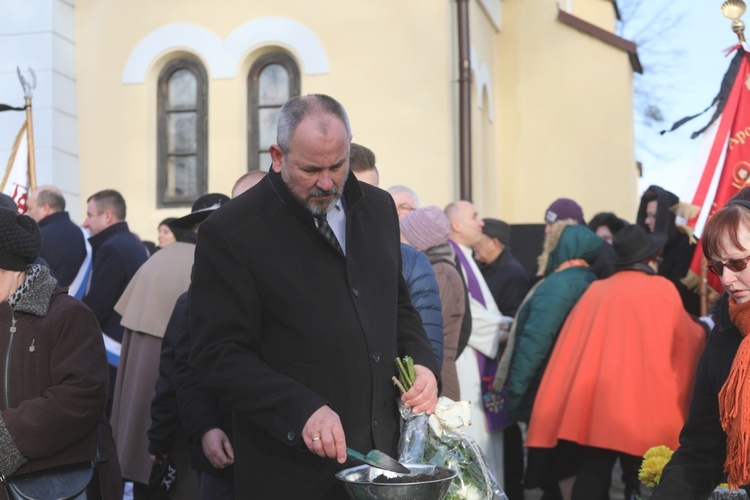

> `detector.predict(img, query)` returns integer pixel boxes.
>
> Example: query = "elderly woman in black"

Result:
[0,209,120,498]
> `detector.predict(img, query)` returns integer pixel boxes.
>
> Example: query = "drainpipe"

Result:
[456,0,472,201]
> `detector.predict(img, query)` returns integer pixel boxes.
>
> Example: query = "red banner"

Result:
[689,49,750,292]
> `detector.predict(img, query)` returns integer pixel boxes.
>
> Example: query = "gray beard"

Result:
[282,169,347,216]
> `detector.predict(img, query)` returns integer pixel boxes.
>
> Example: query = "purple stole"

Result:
[449,240,512,431]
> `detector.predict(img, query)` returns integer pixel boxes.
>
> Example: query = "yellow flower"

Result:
[639,446,674,487]
[643,445,674,461]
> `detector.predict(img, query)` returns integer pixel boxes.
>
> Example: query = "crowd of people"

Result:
[0,92,743,500]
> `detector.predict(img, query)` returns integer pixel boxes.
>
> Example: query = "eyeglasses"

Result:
[707,254,750,276]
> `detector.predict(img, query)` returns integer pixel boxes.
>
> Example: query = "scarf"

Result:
[719,296,750,488]
[8,265,41,308]
[555,258,589,272]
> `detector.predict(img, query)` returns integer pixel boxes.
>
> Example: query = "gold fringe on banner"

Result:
[671,201,701,244]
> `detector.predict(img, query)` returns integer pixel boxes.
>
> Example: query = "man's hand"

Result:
[302,405,347,463]
[402,364,438,415]
[201,428,235,469]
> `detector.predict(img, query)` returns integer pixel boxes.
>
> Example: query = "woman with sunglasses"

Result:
[654,198,750,499]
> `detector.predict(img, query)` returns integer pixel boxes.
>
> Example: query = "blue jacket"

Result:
[38,211,87,287]
[401,243,443,369]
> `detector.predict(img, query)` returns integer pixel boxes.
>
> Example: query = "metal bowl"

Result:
[336,463,457,500]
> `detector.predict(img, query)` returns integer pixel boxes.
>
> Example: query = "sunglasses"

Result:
[707,254,750,276]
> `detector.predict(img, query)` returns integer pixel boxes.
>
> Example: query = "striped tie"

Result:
[314,214,343,254]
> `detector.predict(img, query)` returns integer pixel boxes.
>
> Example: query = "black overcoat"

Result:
[652,294,738,499]
[189,169,438,499]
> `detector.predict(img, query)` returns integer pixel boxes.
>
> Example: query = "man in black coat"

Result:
[82,189,149,415]
[474,218,530,500]
[189,94,439,499]
[474,218,530,318]
[26,185,88,290]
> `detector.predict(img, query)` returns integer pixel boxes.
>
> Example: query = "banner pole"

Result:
[16,67,37,192]
[24,97,36,191]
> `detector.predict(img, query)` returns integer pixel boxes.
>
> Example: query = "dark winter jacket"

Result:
[636,185,699,315]
[189,170,438,499]
[402,243,444,368]
[149,292,233,479]
[38,211,87,288]
[83,221,148,343]
[653,294,738,499]
[478,248,531,318]
[0,265,121,499]
[503,223,601,422]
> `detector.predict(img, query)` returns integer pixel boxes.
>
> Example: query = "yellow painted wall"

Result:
[75,0,637,240]
[495,0,638,225]
[470,0,501,218]
[76,0,458,240]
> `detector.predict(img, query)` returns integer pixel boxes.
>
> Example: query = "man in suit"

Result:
[189,94,439,499]
[474,218,531,500]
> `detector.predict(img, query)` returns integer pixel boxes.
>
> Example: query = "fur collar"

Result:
[11,265,58,317]
[424,242,455,266]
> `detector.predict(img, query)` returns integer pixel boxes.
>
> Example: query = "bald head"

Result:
[232,170,267,198]
[445,200,485,247]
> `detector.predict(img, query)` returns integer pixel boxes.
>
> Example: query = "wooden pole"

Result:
[24,97,36,190]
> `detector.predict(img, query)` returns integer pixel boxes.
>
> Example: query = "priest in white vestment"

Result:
[446,200,513,486]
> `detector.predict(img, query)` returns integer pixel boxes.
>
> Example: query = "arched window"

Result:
[157,57,208,207]
[248,52,300,171]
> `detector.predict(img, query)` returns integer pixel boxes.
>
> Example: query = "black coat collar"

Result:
[267,168,363,225]
[88,221,130,249]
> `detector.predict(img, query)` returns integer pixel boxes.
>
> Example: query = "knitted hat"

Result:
[545,198,585,225]
[0,208,41,271]
[482,218,511,246]
[400,206,451,251]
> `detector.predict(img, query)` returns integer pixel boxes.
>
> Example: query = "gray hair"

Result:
[35,186,66,212]
[387,185,420,209]
[276,94,352,154]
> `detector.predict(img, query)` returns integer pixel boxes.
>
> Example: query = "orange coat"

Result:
[525,269,706,457]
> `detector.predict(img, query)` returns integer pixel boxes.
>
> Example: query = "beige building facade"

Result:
[2,0,640,239]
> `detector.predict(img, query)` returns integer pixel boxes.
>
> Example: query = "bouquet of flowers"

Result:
[639,445,747,499]
[394,357,507,500]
